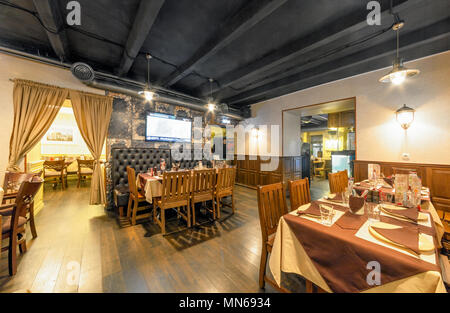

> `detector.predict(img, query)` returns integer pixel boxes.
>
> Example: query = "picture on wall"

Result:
[43,126,74,144]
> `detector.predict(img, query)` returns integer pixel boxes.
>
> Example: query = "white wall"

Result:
[0,52,104,176]
[282,111,301,156]
[247,51,450,165]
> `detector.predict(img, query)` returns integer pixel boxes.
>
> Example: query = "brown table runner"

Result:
[283,211,440,292]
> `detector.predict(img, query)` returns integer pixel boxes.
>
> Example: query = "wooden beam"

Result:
[33,0,71,62]
[160,0,288,87]
[224,19,449,105]
[116,0,165,76]
[195,0,418,97]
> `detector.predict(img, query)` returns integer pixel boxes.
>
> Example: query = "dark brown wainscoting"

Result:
[354,160,450,213]
[234,155,308,189]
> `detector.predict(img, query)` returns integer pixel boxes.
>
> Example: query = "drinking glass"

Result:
[342,189,350,206]
[366,203,381,222]
[319,204,334,226]
[348,178,354,193]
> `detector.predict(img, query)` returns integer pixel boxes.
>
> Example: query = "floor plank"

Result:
[0,181,282,293]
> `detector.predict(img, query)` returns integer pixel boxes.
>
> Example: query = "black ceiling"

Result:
[0,0,448,111]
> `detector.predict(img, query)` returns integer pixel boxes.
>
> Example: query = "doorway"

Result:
[282,97,356,200]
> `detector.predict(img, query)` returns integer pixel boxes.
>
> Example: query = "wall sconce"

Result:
[396,104,415,130]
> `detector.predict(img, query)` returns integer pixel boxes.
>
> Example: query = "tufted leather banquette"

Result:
[112,148,172,209]
[111,147,212,212]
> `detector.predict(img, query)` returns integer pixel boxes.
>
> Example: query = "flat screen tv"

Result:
[145,113,192,142]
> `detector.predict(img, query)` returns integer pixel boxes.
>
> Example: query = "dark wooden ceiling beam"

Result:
[160,0,288,87]
[224,19,449,105]
[32,0,71,62]
[195,0,420,97]
[116,0,166,76]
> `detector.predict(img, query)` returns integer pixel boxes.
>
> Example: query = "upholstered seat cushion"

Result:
[80,168,93,175]
[2,216,27,233]
[114,186,129,207]
[45,169,63,177]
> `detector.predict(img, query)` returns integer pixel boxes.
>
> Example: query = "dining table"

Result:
[268,181,446,293]
[137,168,223,204]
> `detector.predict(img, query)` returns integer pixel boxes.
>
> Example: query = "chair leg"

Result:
[19,239,27,254]
[131,200,138,226]
[186,203,191,228]
[8,234,17,276]
[29,202,38,238]
[216,196,221,219]
[305,280,314,293]
[77,174,81,188]
[191,202,196,226]
[127,197,132,218]
[259,246,268,289]
[161,208,166,235]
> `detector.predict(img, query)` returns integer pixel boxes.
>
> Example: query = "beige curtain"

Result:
[8,79,69,171]
[70,90,112,205]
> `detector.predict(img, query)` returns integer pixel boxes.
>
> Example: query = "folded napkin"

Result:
[371,225,420,254]
[349,195,365,213]
[383,177,393,187]
[297,201,322,217]
[326,193,343,202]
[381,206,419,223]
[335,212,366,230]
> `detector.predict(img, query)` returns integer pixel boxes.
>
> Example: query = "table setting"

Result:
[268,175,446,293]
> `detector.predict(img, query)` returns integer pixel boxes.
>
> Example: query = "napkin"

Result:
[349,195,365,213]
[297,201,322,217]
[382,206,419,223]
[327,193,343,202]
[335,212,366,230]
[371,225,420,254]
[383,177,394,187]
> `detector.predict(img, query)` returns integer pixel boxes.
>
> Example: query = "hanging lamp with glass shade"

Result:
[379,14,420,85]
[139,54,157,101]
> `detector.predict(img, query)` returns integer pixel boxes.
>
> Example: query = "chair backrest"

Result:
[328,170,348,194]
[257,183,288,242]
[77,159,94,170]
[192,169,215,196]
[43,159,65,171]
[288,178,311,210]
[161,171,191,204]
[9,180,43,232]
[216,167,236,193]
[126,166,138,197]
[3,172,35,192]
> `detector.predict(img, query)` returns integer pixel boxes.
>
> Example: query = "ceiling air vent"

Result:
[70,62,95,82]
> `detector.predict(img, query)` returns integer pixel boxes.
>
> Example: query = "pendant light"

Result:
[396,104,415,130]
[379,13,420,85]
[207,78,215,112]
[139,54,156,101]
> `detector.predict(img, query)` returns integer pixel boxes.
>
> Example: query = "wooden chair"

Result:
[215,167,236,219]
[191,169,216,225]
[257,182,289,291]
[77,159,94,188]
[288,178,311,211]
[0,179,43,275]
[154,171,191,235]
[43,159,67,190]
[126,167,151,226]
[328,169,348,194]
[2,172,40,238]
[313,160,325,178]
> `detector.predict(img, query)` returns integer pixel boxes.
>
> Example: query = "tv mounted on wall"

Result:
[145,113,192,143]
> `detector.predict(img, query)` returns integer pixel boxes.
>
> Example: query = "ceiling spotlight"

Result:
[379,15,419,85]
[139,54,157,101]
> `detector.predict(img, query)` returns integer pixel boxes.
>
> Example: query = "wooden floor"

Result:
[0,181,281,293]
